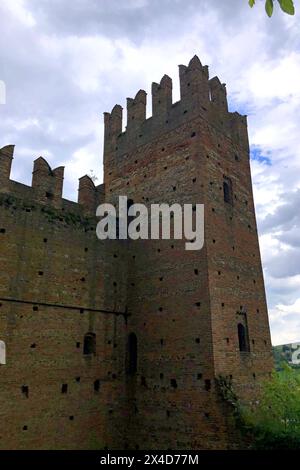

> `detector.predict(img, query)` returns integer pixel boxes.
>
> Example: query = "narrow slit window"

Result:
[223,177,233,205]
[94,379,100,392]
[238,322,250,353]
[126,333,137,376]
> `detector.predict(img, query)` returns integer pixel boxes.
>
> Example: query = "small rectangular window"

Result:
[94,379,100,392]
[21,385,29,398]
[204,379,211,391]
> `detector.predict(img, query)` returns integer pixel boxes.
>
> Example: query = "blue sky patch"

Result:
[251,146,272,166]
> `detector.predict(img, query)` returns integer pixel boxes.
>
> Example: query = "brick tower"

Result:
[0,55,273,450]
[103,55,273,449]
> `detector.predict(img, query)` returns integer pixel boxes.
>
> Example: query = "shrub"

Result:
[241,365,300,449]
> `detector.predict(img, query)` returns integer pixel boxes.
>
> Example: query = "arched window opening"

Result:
[238,323,250,353]
[0,340,6,365]
[126,333,137,376]
[83,333,96,356]
[223,177,233,205]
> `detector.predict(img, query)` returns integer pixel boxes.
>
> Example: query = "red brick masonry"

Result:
[0,55,273,450]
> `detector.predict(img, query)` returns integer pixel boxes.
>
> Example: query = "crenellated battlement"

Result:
[0,145,104,215]
[104,55,249,164]
[32,156,65,205]
[209,76,228,112]
[152,74,172,119]
[126,89,147,133]
[0,55,249,218]
[0,145,14,191]
[104,104,123,153]
[179,55,210,109]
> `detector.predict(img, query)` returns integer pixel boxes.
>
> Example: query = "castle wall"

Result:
[0,150,129,449]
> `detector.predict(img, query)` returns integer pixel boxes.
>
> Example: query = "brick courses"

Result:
[0,55,273,450]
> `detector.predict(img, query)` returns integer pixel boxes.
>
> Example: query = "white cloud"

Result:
[1,0,36,27]
[248,54,300,102]
[270,299,300,345]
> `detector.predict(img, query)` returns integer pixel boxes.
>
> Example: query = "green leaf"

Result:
[249,0,256,7]
[265,0,274,16]
[278,0,295,15]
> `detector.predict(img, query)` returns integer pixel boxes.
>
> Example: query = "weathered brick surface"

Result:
[0,172,129,449]
[0,55,273,450]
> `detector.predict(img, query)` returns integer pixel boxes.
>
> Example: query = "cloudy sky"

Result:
[0,0,299,345]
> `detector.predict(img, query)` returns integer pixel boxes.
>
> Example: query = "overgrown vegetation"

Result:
[249,0,295,17]
[217,365,300,449]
